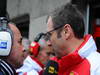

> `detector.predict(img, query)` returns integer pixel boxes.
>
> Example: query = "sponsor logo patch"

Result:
[70,71,79,75]
[0,40,7,49]
[48,66,55,74]
[48,66,58,74]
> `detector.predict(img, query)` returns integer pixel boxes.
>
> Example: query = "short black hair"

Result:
[49,3,85,39]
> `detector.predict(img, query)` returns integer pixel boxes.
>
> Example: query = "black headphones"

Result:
[34,33,45,42]
[0,17,13,56]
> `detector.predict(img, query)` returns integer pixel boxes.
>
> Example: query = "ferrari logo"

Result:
[69,71,79,75]
[70,72,74,75]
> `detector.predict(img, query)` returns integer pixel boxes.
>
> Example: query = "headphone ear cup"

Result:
[29,42,40,56]
[0,31,12,56]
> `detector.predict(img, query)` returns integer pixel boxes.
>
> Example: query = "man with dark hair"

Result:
[0,23,25,75]
[45,3,100,75]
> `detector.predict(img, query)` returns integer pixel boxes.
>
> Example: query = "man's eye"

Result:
[18,40,22,44]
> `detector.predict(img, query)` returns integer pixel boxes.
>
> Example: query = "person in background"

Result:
[0,22,24,75]
[45,3,100,75]
[16,33,55,75]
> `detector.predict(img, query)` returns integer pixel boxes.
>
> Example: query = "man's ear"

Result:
[63,24,71,40]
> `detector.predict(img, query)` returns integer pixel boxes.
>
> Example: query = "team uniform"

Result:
[51,35,100,75]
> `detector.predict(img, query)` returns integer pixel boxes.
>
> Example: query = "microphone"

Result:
[43,60,59,75]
